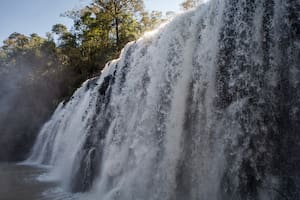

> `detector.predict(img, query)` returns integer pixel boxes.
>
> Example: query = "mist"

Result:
[0,56,65,161]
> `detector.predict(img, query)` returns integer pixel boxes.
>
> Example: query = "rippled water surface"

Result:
[0,163,78,200]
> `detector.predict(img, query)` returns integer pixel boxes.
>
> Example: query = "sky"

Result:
[0,0,182,44]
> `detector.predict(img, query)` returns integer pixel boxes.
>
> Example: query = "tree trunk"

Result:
[113,1,120,50]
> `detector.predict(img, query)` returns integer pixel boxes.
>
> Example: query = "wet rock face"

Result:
[27,0,300,199]
[70,73,116,192]
[214,0,300,199]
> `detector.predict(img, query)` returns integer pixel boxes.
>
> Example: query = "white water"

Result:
[26,0,300,199]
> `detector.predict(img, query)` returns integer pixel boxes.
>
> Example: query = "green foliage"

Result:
[60,0,165,77]
[52,24,68,35]
[180,0,200,10]
[140,10,165,31]
[0,33,66,161]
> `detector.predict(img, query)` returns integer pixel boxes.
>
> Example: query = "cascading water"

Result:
[26,0,300,199]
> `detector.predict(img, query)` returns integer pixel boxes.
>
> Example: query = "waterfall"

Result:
[26,0,300,199]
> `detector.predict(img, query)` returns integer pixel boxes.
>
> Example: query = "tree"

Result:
[3,32,29,53]
[62,0,154,76]
[0,32,67,161]
[180,0,199,10]
[52,24,68,36]
[90,0,145,50]
[140,10,165,31]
